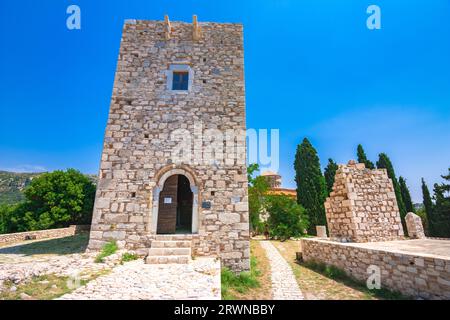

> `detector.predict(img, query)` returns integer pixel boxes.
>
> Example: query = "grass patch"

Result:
[95,240,118,263]
[303,260,409,300]
[0,274,83,300]
[220,240,275,301]
[121,252,139,263]
[0,269,112,300]
[272,240,380,300]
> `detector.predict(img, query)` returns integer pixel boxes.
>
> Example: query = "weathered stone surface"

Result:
[302,238,450,300]
[88,18,250,272]
[260,241,303,300]
[405,212,426,239]
[316,226,327,238]
[59,258,220,300]
[325,161,404,243]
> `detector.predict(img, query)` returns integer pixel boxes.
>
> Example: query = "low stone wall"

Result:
[301,238,450,300]
[0,225,90,246]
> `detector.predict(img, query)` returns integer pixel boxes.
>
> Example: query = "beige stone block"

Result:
[219,213,241,224]
[96,198,110,209]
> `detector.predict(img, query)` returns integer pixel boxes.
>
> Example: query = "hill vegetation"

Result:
[0,171,97,205]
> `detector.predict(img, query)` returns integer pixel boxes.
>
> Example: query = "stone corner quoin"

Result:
[88,18,250,272]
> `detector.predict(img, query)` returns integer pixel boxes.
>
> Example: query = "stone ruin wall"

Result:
[88,19,250,272]
[325,161,404,242]
[302,238,450,300]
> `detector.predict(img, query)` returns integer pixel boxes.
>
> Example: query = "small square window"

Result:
[172,71,189,90]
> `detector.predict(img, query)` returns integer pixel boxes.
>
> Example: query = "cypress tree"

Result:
[324,158,338,195]
[294,138,327,235]
[356,144,375,169]
[421,178,434,235]
[399,176,415,213]
[376,153,407,231]
[431,169,450,237]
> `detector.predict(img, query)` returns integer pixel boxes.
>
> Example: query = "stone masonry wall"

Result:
[325,161,404,242]
[88,19,250,272]
[0,225,90,246]
[302,238,450,300]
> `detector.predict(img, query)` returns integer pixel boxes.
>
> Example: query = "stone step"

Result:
[151,240,191,248]
[145,255,190,264]
[153,234,193,241]
[148,247,191,256]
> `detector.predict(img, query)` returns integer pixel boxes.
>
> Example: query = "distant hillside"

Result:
[0,171,98,205]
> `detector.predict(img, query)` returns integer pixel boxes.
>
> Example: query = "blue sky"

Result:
[0,0,449,202]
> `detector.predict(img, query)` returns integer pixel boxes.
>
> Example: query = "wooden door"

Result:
[157,175,178,234]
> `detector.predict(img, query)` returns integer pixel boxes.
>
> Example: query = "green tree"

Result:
[421,178,434,235]
[356,144,375,169]
[247,164,269,233]
[399,176,415,213]
[324,158,338,195]
[266,195,308,241]
[0,204,17,234]
[294,138,327,235]
[431,169,450,237]
[12,169,96,231]
[376,153,407,231]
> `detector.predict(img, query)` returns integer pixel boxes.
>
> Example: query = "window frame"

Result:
[166,64,193,92]
[172,71,189,90]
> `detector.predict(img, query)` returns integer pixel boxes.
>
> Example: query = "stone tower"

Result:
[88,16,250,272]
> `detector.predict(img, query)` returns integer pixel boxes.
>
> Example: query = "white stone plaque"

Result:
[164,197,172,204]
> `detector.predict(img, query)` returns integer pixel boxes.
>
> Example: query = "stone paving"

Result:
[260,241,303,300]
[0,248,122,291]
[1,238,220,300]
[59,258,221,300]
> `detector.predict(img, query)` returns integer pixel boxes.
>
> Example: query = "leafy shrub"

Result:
[121,252,139,263]
[95,241,118,263]
[266,194,308,241]
[247,164,269,233]
[0,169,96,234]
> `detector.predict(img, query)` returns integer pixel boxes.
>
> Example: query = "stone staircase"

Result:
[145,235,192,264]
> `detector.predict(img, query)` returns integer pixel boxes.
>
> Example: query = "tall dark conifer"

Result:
[324,158,338,195]
[356,144,375,169]
[376,153,407,231]
[399,176,415,213]
[294,138,327,235]
[431,169,450,237]
[421,178,434,235]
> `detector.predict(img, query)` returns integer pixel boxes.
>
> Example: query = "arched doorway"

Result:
[151,166,199,235]
[156,174,194,234]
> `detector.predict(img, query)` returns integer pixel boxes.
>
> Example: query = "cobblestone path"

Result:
[260,241,304,300]
[59,258,221,300]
